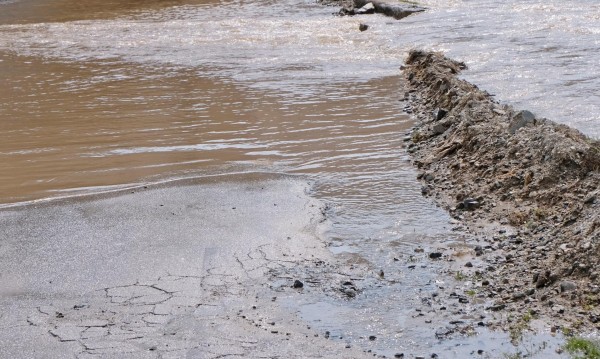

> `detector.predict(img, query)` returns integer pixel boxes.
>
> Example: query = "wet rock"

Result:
[435,326,454,339]
[429,252,443,259]
[474,246,484,256]
[354,0,426,19]
[560,281,577,293]
[434,108,447,121]
[512,292,526,300]
[432,122,450,135]
[292,280,304,289]
[359,23,369,31]
[508,110,536,134]
[355,2,375,14]
[486,303,506,311]
[464,262,473,268]
[463,198,480,210]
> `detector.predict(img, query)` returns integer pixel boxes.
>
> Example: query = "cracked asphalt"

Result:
[0,175,372,358]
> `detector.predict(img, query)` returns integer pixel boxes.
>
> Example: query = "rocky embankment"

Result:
[401,50,600,333]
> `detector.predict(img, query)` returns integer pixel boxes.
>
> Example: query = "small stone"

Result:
[414,248,425,253]
[552,305,565,314]
[560,281,577,293]
[465,262,473,268]
[432,122,450,135]
[434,108,447,121]
[508,110,536,134]
[429,252,443,259]
[463,198,480,210]
[292,280,304,289]
[369,335,377,341]
[512,292,526,300]
[359,23,369,31]
[394,354,404,358]
[487,304,506,311]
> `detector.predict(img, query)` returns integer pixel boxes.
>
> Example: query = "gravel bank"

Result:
[401,50,600,335]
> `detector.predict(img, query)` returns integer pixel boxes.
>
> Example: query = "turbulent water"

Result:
[0,0,595,356]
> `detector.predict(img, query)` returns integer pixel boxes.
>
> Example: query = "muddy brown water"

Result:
[0,0,588,356]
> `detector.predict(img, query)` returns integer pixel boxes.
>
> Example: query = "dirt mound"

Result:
[402,50,600,332]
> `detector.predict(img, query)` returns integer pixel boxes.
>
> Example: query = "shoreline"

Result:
[401,50,599,335]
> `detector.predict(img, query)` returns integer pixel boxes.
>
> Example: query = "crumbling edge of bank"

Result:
[401,49,600,335]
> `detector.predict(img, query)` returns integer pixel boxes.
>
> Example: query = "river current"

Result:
[0,0,596,356]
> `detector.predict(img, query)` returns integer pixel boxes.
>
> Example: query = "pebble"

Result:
[487,304,506,311]
[512,292,526,300]
[552,305,565,314]
[429,252,443,259]
[560,281,577,293]
[292,280,304,289]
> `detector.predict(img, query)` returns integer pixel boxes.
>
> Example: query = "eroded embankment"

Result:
[402,50,600,333]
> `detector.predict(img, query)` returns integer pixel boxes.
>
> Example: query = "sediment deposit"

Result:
[401,50,600,333]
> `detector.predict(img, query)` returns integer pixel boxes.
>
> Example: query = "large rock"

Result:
[508,110,536,134]
[353,0,425,19]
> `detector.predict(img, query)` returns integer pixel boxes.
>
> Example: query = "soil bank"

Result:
[401,50,600,335]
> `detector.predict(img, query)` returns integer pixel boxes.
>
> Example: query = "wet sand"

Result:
[0,174,372,358]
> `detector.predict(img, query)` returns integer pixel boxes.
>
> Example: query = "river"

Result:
[0,0,596,356]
